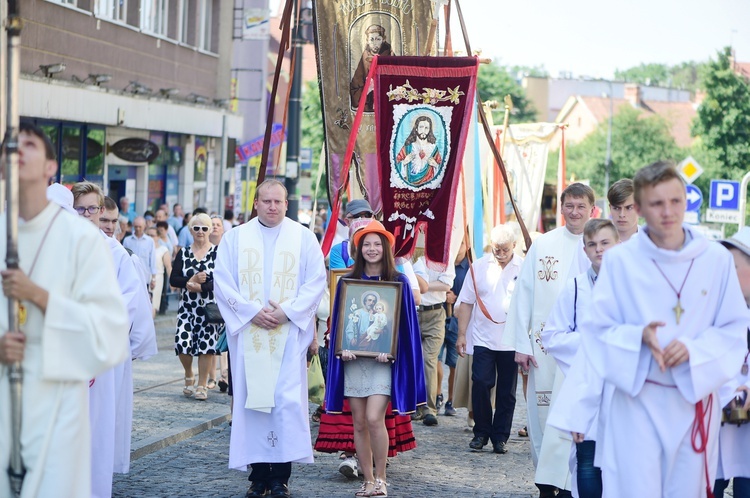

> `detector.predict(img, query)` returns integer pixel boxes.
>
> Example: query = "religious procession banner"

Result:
[484,123,560,232]
[374,56,478,269]
[312,0,436,212]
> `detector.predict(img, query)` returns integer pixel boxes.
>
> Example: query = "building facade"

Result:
[11,0,243,216]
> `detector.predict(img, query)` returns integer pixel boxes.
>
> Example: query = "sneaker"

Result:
[338,456,358,479]
[469,435,489,450]
[436,393,444,411]
[411,407,426,421]
[423,414,439,426]
[444,401,456,416]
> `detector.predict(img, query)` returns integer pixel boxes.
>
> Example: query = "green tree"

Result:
[692,47,750,180]
[476,62,536,123]
[614,61,705,93]
[300,80,327,196]
[565,106,682,196]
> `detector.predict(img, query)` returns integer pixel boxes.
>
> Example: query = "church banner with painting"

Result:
[374,56,478,269]
[312,0,435,212]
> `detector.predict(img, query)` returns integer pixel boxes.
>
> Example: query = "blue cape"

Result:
[325,273,426,414]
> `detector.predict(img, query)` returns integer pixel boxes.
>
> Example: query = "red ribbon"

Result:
[691,395,715,498]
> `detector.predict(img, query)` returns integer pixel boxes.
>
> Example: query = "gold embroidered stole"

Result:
[239,219,302,412]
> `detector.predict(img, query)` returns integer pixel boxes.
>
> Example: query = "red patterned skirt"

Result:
[314,399,417,457]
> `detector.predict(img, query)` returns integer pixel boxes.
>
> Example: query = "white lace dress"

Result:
[343,358,391,398]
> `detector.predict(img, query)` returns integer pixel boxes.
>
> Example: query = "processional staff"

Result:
[4,0,25,496]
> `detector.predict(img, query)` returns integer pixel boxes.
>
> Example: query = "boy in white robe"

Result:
[72,183,157,496]
[542,219,619,498]
[215,180,326,498]
[583,161,750,498]
[714,228,750,497]
[0,123,129,498]
[503,183,595,498]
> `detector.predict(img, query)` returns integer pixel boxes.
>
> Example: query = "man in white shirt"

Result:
[455,224,522,454]
[413,254,455,426]
[123,216,156,290]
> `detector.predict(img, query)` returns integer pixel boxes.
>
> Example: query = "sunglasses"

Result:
[192,226,210,233]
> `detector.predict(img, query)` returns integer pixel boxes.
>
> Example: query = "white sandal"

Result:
[183,377,195,397]
[369,478,388,497]
[194,386,208,401]
[355,481,374,497]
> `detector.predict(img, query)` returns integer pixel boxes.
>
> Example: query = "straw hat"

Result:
[352,220,396,248]
[720,227,750,258]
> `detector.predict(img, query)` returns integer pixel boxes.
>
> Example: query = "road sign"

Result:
[685,185,702,212]
[710,180,741,210]
[684,211,699,224]
[678,156,703,184]
[706,209,740,224]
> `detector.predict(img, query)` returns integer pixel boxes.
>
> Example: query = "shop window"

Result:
[61,126,81,187]
[194,137,208,182]
[86,128,105,182]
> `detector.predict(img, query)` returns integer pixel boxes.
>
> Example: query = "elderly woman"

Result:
[169,213,220,401]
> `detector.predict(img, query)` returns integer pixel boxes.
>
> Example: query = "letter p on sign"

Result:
[710,180,741,210]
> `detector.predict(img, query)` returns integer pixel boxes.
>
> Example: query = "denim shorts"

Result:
[439,316,458,368]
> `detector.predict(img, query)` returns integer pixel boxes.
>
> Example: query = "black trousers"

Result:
[248,462,291,484]
[471,346,517,444]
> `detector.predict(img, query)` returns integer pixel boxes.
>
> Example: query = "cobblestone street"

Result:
[112,312,536,497]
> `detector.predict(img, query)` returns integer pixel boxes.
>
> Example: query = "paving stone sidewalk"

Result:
[113,309,537,497]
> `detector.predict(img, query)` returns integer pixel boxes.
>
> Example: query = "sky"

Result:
[451,0,750,78]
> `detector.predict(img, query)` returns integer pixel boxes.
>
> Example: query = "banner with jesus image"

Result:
[374,56,478,269]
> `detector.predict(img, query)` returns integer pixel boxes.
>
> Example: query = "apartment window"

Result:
[178,0,191,44]
[198,0,213,51]
[52,0,77,5]
[141,0,169,35]
[95,0,127,21]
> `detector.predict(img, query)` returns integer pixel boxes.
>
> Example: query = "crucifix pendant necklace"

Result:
[651,258,695,325]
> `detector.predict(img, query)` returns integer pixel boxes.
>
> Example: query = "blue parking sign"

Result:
[710,180,740,210]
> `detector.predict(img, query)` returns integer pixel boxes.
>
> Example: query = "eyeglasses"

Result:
[75,205,102,215]
[192,225,210,232]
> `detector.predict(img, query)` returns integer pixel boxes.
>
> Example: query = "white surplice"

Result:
[0,203,130,498]
[583,226,750,498]
[215,218,326,470]
[503,226,589,489]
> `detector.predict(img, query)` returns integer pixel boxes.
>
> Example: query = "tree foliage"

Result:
[565,106,682,197]
[300,80,327,196]
[691,47,750,180]
[476,62,536,123]
[614,61,705,93]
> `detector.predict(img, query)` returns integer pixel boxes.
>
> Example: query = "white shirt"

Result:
[413,256,455,306]
[456,253,522,353]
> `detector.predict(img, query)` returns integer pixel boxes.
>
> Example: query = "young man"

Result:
[455,224,522,454]
[503,183,595,497]
[715,228,750,497]
[214,180,326,498]
[583,161,749,498]
[0,123,129,497]
[542,219,620,498]
[607,179,639,241]
[72,181,157,496]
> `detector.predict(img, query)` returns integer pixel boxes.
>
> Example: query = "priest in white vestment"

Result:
[215,180,326,498]
[0,124,130,498]
[503,183,595,497]
[583,162,750,498]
